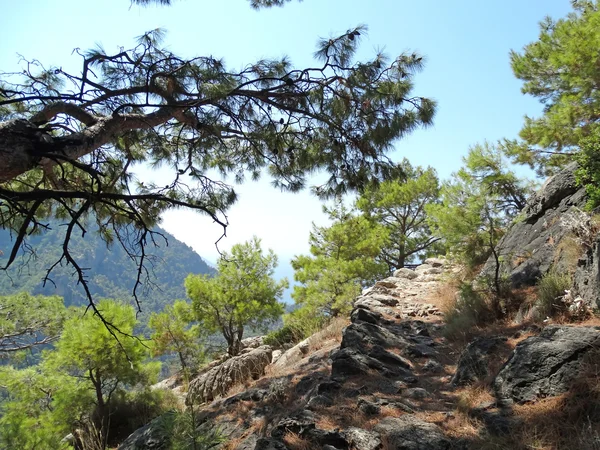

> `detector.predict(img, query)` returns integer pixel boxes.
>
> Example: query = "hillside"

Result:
[0,221,215,322]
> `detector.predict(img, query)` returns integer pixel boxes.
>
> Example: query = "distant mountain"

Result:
[0,221,215,323]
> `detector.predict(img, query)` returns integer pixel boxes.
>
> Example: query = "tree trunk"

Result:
[90,369,109,449]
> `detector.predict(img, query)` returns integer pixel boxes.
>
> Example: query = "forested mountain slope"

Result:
[0,222,214,321]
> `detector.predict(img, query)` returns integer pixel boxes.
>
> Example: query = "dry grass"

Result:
[282,432,315,450]
[306,316,349,352]
[430,279,460,315]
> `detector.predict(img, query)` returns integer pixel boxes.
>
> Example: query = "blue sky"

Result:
[0,0,574,300]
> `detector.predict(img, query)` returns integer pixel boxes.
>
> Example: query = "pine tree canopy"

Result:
[0,1,435,312]
[504,0,600,175]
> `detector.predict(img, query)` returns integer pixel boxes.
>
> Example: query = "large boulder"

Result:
[373,416,451,450]
[481,163,587,287]
[494,326,600,403]
[187,345,272,404]
[451,336,508,386]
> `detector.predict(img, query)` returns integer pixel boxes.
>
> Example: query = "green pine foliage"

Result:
[186,237,287,356]
[289,202,388,335]
[575,129,600,209]
[0,293,66,362]
[149,299,204,383]
[356,158,441,270]
[427,143,531,268]
[0,300,164,449]
[503,0,600,175]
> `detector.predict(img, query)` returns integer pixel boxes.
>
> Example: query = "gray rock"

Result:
[117,413,173,450]
[332,347,401,378]
[306,394,334,409]
[494,326,600,403]
[271,349,283,364]
[394,268,419,279]
[341,322,410,352]
[574,236,600,310]
[404,387,430,400]
[271,410,316,439]
[241,335,265,349]
[186,345,272,404]
[345,427,382,450]
[271,338,310,371]
[373,416,451,450]
[351,307,383,324]
[451,336,508,386]
[424,258,446,267]
[317,380,342,395]
[375,277,405,288]
[254,438,289,450]
[358,397,381,415]
[481,163,587,287]
[422,360,444,374]
[367,293,401,306]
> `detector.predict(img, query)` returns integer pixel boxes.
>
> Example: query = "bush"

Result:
[536,270,572,318]
[263,324,303,348]
[107,388,181,445]
[443,282,494,341]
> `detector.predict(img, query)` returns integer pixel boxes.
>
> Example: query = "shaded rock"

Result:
[187,346,272,404]
[295,374,319,396]
[317,380,342,395]
[254,438,289,450]
[367,293,401,306]
[451,336,508,386]
[574,236,600,310]
[358,397,381,415]
[222,388,268,406]
[351,307,383,324]
[271,410,316,439]
[494,326,600,403]
[341,322,409,352]
[404,388,429,400]
[306,394,334,409]
[373,416,451,450]
[117,413,172,450]
[422,360,444,374]
[305,428,348,448]
[332,348,387,377]
[394,268,419,280]
[345,427,382,450]
[368,345,412,370]
[405,343,437,358]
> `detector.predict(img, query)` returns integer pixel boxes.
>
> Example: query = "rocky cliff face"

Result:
[481,163,600,310]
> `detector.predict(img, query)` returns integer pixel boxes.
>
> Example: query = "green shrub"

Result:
[263,324,303,348]
[107,388,181,445]
[536,270,571,318]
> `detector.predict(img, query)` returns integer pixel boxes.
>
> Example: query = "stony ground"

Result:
[120,258,600,450]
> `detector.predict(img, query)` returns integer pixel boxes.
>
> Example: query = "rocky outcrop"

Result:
[451,336,508,386]
[494,326,600,403]
[186,345,273,404]
[117,413,173,450]
[481,163,587,287]
[373,416,451,450]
